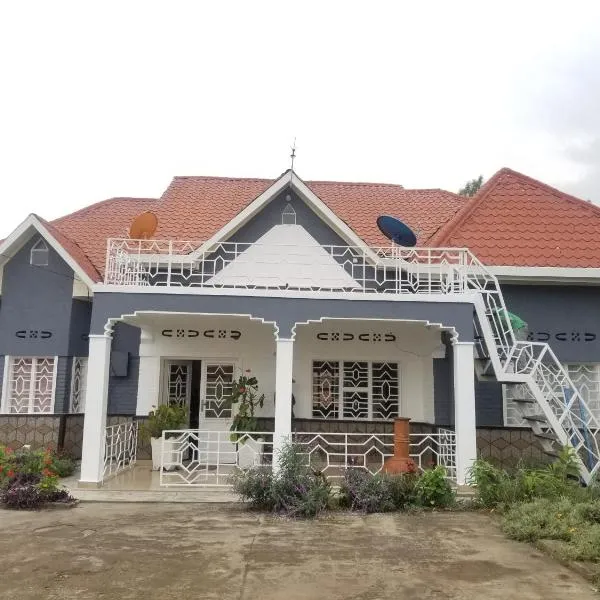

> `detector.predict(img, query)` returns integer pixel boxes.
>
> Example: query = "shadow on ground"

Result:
[0,503,596,600]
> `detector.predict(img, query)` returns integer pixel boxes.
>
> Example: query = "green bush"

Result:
[50,453,77,477]
[230,443,331,518]
[415,466,455,508]
[502,497,600,562]
[140,404,187,440]
[340,469,418,513]
[468,448,581,509]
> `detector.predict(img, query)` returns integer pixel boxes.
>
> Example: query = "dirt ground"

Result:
[0,503,596,600]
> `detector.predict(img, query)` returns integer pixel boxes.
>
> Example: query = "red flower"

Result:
[0,465,4,473]
[239,387,246,394]
[42,468,55,478]
[7,469,15,478]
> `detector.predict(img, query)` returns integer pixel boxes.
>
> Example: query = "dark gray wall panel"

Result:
[68,300,92,356]
[433,353,453,426]
[91,293,475,342]
[108,357,139,414]
[54,357,72,414]
[0,236,74,355]
[502,284,600,362]
[475,379,504,427]
[228,188,348,247]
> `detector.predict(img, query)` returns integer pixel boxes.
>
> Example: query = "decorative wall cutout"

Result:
[15,330,52,339]
[316,332,396,343]
[526,331,596,343]
[161,328,242,340]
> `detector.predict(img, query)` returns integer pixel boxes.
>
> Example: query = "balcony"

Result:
[104,238,493,296]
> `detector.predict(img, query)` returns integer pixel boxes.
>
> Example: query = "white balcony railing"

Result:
[103,420,139,480]
[105,238,494,295]
[158,429,457,487]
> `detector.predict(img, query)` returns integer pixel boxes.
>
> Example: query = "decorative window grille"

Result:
[5,357,56,414]
[69,357,88,413]
[166,362,191,407]
[281,203,296,225]
[312,360,399,420]
[203,363,235,419]
[30,238,49,266]
[504,363,600,426]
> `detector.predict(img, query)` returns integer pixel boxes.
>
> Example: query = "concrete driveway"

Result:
[0,503,595,600]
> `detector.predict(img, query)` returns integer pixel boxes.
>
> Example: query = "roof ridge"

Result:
[307,179,405,188]
[171,175,276,183]
[52,196,156,223]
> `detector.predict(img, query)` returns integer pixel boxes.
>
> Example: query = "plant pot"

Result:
[150,437,179,471]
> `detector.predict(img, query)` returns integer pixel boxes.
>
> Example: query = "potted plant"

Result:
[229,370,265,443]
[140,403,187,470]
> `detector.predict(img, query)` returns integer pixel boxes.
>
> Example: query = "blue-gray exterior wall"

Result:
[502,284,600,362]
[90,292,475,342]
[0,236,75,356]
[54,356,73,414]
[107,323,140,415]
[228,188,348,247]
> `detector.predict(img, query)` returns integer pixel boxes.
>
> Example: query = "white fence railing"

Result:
[103,420,139,480]
[158,429,456,487]
[105,238,484,294]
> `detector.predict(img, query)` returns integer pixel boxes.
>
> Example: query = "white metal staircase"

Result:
[465,260,600,483]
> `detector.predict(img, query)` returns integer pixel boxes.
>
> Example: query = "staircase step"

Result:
[523,414,548,423]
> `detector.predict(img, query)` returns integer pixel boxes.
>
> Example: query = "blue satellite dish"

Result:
[376,215,417,247]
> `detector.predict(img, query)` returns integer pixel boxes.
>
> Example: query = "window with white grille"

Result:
[312,360,399,420]
[69,357,88,413]
[4,357,57,414]
[30,238,49,266]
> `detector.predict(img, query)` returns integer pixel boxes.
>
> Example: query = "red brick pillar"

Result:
[383,417,416,474]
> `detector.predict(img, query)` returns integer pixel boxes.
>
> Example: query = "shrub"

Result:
[0,445,74,509]
[415,466,455,508]
[50,452,77,478]
[468,449,580,509]
[340,469,418,513]
[140,404,187,440]
[1,484,43,510]
[231,443,331,518]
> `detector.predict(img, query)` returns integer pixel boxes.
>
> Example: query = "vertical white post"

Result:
[79,333,113,486]
[453,341,477,486]
[273,338,294,471]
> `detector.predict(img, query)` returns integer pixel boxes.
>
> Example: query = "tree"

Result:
[459,175,484,197]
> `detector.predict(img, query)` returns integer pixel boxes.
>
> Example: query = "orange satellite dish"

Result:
[129,211,158,239]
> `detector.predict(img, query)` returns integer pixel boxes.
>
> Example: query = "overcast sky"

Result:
[1,1,599,236]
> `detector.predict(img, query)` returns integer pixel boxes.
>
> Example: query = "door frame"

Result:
[160,356,239,427]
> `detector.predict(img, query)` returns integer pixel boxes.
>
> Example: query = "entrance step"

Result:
[70,486,240,503]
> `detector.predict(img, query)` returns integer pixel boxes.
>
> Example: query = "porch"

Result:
[79,309,477,489]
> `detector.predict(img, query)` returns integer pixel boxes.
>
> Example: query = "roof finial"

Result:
[290,138,296,171]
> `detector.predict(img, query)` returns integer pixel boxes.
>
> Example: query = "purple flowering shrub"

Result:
[231,443,330,517]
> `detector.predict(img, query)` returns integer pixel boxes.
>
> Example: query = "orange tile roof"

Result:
[46,168,600,282]
[431,168,600,267]
[49,175,467,281]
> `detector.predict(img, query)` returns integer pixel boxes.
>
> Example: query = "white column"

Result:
[273,338,294,471]
[136,329,160,416]
[453,341,477,486]
[79,333,112,486]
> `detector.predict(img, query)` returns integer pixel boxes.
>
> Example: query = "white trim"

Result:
[92,283,479,305]
[30,238,49,266]
[188,171,380,263]
[489,265,600,284]
[0,214,95,289]
[1,356,10,413]
[49,356,58,413]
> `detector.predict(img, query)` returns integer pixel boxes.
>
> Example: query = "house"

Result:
[0,167,599,488]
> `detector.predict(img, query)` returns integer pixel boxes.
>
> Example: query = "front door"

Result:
[200,362,236,463]
[164,360,192,421]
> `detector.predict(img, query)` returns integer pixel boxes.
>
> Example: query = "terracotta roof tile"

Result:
[431,168,600,267]
[46,168,600,281]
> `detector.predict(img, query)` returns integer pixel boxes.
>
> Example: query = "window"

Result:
[69,357,88,413]
[312,360,399,420]
[281,203,296,225]
[30,238,49,266]
[4,357,57,414]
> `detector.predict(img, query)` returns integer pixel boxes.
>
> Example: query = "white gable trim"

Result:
[0,214,96,290]
[488,266,600,285]
[192,170,379,262]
